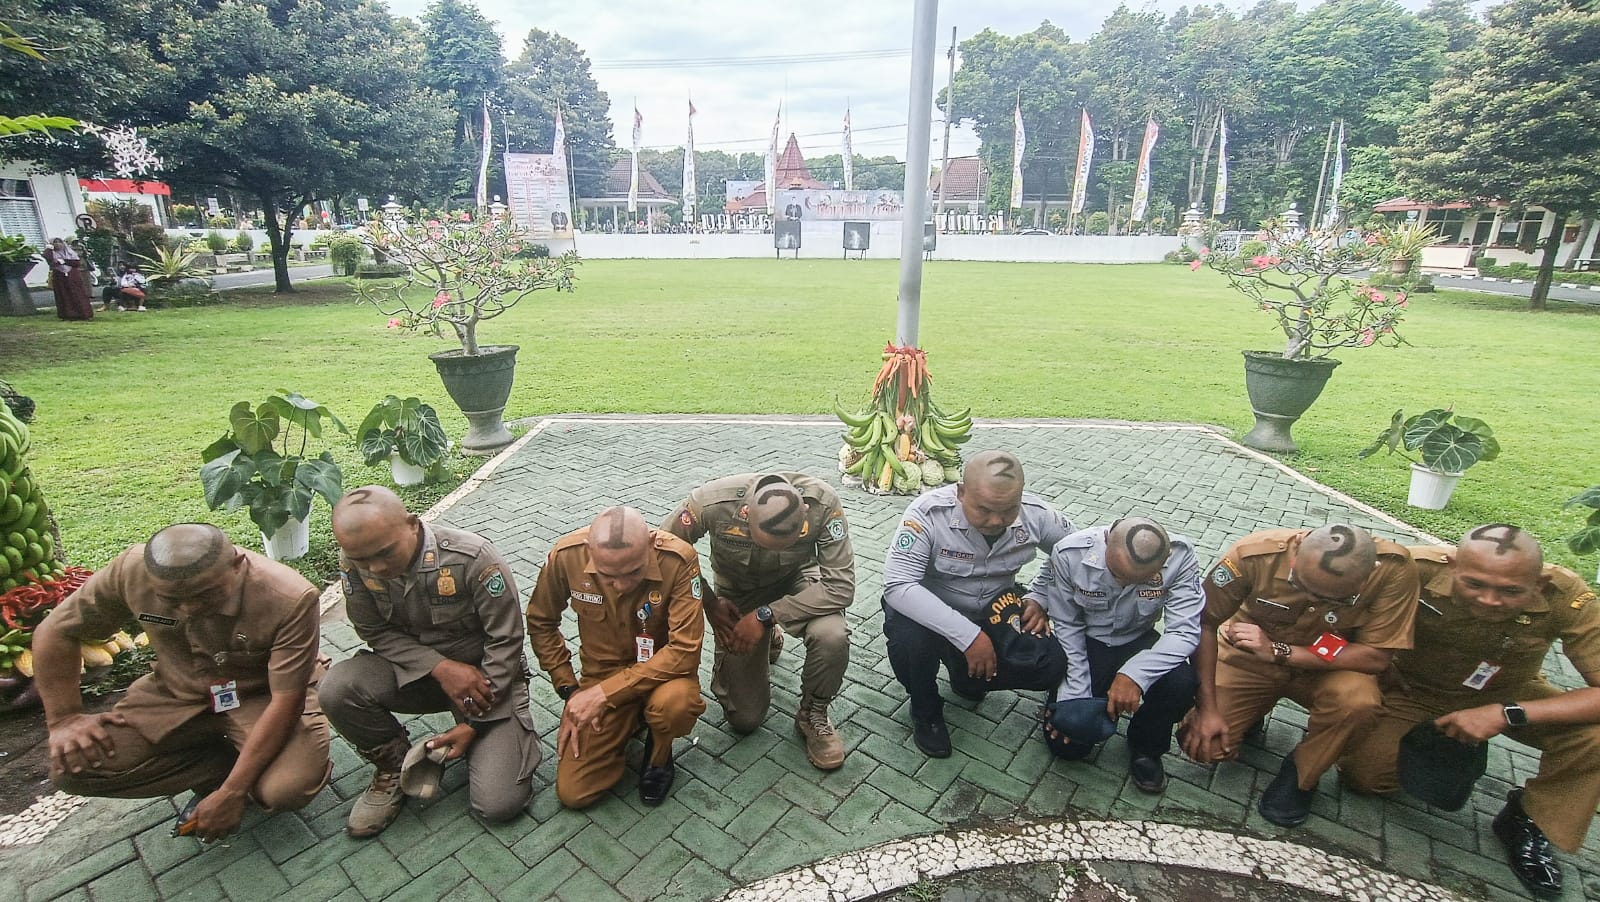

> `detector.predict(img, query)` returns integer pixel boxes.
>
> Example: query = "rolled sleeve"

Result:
[525,554,578,691]
[883,524,980,650]
[1121,546,1204,693]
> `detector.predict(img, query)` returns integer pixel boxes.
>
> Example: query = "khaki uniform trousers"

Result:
[1339,678,1600,852]
[712,573,850,734]
[556,676,704,810]
[1213,648,1382,790]
[51,693,331,812]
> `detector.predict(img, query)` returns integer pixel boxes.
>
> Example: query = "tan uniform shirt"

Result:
[525,528,704,708]
[45,545,320,743]
[662,472,854,621]
[1203,528,1420,659]
[340,523,525,723]
[1390,545,1600,705]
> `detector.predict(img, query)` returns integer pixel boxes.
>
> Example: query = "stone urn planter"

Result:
[0,260,38,317]
[430,345,519,453]
[1240,351,1341,454]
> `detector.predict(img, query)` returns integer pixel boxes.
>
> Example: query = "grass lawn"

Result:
[3,259,1597,583]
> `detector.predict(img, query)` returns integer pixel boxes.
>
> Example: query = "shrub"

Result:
[170,203,200,226]
[76,229,117,273]
[329,237,364,276]
[354,262,409,279]
[1085,212,1110,236]
[205,215,231,229]
[204,231,229,254]
[512,243,552,260]
[1476,256,1496,269]
[1239,239,1270,258]
[148,280,215,308]
[130,223,167,260]
[231,232,254,254]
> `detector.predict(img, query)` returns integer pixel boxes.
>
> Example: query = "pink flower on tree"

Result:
[387,318,402,329]
[1250,255,1281,270]
[1396,292,1409,307]
[1366,288,1387,303]
[459,211,471,222]
[432,291,450,309]
[1358,328,1376,346]
[1190,258,1204,271]
[426,219,440,228]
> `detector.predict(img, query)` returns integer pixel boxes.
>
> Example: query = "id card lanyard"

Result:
[635,601,655,662]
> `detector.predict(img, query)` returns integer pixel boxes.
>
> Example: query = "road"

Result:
[1429,274,1600,306]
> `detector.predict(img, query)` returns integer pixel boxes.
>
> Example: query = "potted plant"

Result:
[1374,221,1441,276]
[0,235,40,317]
[1564,486,1600,584]
[356,212,579,452]
[329,237,363,276]
[1359,407,1499,509]
[1196,225,1409,453]
[356,395,449,486]
[199,390,349,561]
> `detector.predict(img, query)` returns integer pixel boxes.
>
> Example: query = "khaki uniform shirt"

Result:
[340,523,526,724]
[45,545,320,743]
[1203,528,1420,668]
[662,472,854,623]
[525,528,704,708]
[1389,545,1600,706]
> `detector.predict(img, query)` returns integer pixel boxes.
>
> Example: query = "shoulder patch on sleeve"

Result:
[818,512,847,545]
[691,575,703,599]
[1210,558,1241,587]
[481,568,507,597]
[894,531,918,552]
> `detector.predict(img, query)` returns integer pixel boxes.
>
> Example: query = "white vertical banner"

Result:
[1070,108,1094,216]
[628,104,641,214]
[842,106,854,191]
[682,98,697,218]
[552,105,566,174]
[1130,117,1159,223]
[1009,99,1025,210]
[765,104,780,216]
[1322,119,1346,230]
[1212,110,1228,217]
[475,95,492,212]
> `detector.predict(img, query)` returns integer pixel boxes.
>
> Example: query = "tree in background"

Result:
[420,0,504,204]
[501,29,614,199]
[1396,0,1600,310]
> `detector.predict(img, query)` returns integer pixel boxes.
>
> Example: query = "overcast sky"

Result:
[381,0,1441,165]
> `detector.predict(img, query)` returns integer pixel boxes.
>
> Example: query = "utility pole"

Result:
[895,0,938,348]
[1310,119,1336,230]
[935,26,956,230]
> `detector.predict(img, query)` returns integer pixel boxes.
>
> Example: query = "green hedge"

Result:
[1477,259,1600,286]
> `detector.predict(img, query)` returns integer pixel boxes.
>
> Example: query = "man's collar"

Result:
[412,522,440,573]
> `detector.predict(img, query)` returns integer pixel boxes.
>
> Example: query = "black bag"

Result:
[972,586,1068,692]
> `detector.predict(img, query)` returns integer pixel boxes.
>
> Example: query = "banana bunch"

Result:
[836,343,974,494]
[0,627,29,676]
[0,402,61,592]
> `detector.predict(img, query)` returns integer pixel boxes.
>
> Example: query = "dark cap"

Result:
[1398,721,1487,811]
[1050,698,1117,746]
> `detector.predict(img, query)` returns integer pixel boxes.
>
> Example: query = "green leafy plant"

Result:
[134,246,210,286]
[1359,407,1500,474]
[357,395,449,480]
[0,235,39,267]
[232,232,254,254]
[1564,487,1600,557]
[204,231,229,254]
[200,390,350,537]
[329,237,364,275]
[1373,221,1441,263]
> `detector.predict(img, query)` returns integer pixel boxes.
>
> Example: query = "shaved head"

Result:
[1453,524,1547,616]
[750,476,805,549]
[590,506,649,551]
[332,485,411,534]
[144,524,232,582]
[1300,525,1377,579]
[1462,524,1542,568]
[956,450,1026,537]
[1107,517,1171,583]
[333,485,421,579]
[963,450,1024,495]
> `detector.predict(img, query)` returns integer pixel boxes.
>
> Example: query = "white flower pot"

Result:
[1407,463,1462,510]
[261,515,310,561]
[390,453,425,487]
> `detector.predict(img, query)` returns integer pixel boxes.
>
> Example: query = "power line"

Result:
[592,49,911,71]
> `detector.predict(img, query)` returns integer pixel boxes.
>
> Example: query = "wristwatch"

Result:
[556,684,577,702]
[1271,642,1293,666]
[1502,701,1529,727]
[754,605,774,627]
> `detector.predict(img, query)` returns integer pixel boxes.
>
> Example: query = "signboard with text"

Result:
[503,153,573,240]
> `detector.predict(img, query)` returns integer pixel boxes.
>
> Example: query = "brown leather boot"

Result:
[794,695,845,770]
[347,736,410,838]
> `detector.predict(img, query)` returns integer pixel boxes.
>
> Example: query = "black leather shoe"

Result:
[639,761,675,806]
[1492,789,1562,899]
[1258,756,1314,827]
[1130,755,1168,794]
[1242,718,1266,745]
[913,717,952,758]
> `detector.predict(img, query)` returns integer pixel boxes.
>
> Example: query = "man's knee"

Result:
[803,614,850,654]
[317,655,385,714]
[255,773,325,812]
[556,774,606,810]
[473,783,533,822]
[644,679,705,734]
[1314,674,1382,719]
[726,708,765,735]
[1144,666,1199,713]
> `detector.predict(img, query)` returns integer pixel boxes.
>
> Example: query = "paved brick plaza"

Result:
[3,416,1596,900]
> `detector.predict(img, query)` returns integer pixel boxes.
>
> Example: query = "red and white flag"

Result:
[1070,108,1094,216]
[1130,118,1159,223]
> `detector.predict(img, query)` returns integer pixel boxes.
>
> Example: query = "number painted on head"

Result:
[1318,525,1356,575]
[1469,524,1520,555]
[756,487,802,535]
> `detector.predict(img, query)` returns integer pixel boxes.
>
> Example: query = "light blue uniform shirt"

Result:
[883,484,1074,649]
[1026,526,1204,701]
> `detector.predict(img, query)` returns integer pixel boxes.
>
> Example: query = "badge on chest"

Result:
[1462,661,1501,690]
[209,680,240,713]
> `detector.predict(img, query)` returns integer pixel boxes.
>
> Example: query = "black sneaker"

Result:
[1258,756,1314,827]
[913,717,952,758]
[1130,755,1168,794]
[1492,789,1562,899]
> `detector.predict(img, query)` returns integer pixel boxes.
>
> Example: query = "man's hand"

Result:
[47,711,128,775]
[426,723,478,762]
[432,659,494,716]
[1106,673,1143,718]
[190,786,247,843]
[729,609,767,656]
[1222,622,1273,662]
[1020,598,1050,637]
[964,631,997,681]
[705,596,739,646]
[1180,707,1232,763]
[557,684,608,760]
[1436,704,1508,745]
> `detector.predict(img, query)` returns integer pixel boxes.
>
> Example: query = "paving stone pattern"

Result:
[4,417,1597,901]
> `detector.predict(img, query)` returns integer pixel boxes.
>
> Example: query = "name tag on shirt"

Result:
[1463,661,1501,690]
[209,680,240,713]
[572,592,604,605]
[635,636,655,662]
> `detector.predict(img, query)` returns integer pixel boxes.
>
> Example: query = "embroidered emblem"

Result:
[572,592,604,605]
[825,518,845,542]
[137,612,178,626]
[721,525,749,539]
[1574,592,1596,610]
[738,504,748,520]
[679,509,694,529]
[424,550,435,564]
[1137,588,1163,599]
[436,567,456,597]
[1515,614,1533,625]
[691,575,703,599]
[1014,527,1027,545]
[1210,562,1237,587]
[649,590,662,604]
[901,519,924,534]
[895,531,916,551]
[1147,573,1164,587]
[483,570,506,597]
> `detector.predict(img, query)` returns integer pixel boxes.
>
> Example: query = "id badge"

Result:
[209,680,240,713]
[635,636,655,662]
[1462,661,1501,690]
[1310,632,1348,662]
